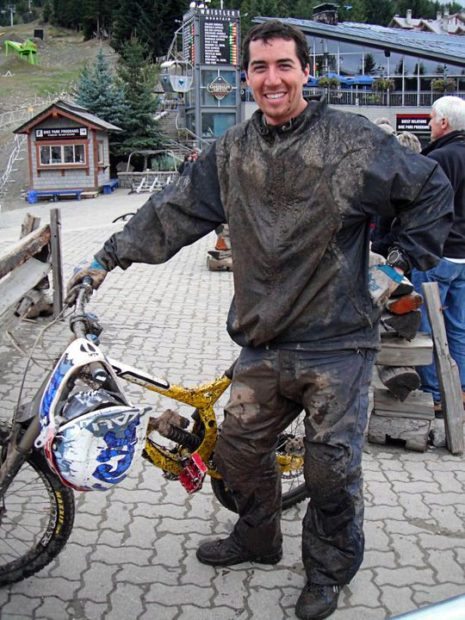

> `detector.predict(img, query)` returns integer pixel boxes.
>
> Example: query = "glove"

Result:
[66,258,108,305]
[368,263,404,307]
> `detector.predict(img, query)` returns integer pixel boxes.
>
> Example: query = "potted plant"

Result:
[372,77,395,92]
[318,76,340,89]
[431,78,456,93]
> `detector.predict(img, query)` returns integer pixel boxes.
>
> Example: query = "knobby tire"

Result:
[0,423,75,587]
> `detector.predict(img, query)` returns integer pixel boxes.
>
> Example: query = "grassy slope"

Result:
[0,22,117,112]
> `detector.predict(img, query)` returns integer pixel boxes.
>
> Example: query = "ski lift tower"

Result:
[181,3,241,143]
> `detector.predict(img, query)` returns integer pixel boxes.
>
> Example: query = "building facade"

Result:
[14,100,121,199]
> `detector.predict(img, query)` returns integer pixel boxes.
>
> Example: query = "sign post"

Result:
[182,8,241,144]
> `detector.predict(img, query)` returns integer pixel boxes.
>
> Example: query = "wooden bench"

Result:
[26,189,83,204]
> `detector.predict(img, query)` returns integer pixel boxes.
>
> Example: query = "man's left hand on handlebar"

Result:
[66,258,108,305]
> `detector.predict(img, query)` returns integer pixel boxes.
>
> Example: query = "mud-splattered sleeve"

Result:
[95,143,226,271]
[361,137,454,271]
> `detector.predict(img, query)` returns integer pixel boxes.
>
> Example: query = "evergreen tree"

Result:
[341,0,367,22]
[81,0,118,40]
[138,0,186,61]
[51,0,81,29]
[115,37,161,154]
[111,0,185,61]
[240,0,288,36]
[289,0,320,20]
[75,48,127,129]
[363,0,393,25]
[364,52,376,74]
[111,0,145,54]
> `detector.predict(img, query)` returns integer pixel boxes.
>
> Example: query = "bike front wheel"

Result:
[0,423,75,586]
[210,412,308,513]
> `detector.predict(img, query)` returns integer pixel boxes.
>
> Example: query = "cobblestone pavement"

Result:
[0,191,464,620]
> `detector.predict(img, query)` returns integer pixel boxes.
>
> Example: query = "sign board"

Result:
[35,127,88,140]
[201,14,238,65]
[207,75,233,100]
[396,114,430,133]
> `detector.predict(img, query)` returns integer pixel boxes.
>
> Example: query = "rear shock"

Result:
[162,425,202,452]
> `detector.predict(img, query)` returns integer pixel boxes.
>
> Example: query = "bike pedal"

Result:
[179,453,207,493]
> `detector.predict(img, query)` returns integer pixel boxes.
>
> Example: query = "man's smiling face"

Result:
[245,37,309,126]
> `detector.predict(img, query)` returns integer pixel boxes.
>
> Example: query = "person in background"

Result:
[66,22,454,620]
[396,130,422,153]
[411,95,465,413]
[178,149,199,174]
[371,129,423,256]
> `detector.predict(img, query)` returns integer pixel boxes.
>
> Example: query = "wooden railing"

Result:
[0,209,64,323]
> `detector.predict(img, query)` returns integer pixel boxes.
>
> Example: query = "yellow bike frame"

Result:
[110,359,304,481]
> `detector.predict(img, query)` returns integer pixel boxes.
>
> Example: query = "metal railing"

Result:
[0,134,26,212]
[0,91,73,130]
[241,87,465,107]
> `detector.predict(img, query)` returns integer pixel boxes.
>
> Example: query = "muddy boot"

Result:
[295,583,341,620]
[380,309,421,340]
[197,535,282,566]
[207,250,233,271]
[207,225,233,271]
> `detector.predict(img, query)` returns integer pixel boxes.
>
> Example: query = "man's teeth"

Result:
[267,93,284,99]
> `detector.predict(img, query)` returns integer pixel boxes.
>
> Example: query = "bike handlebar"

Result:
[70,277,94,339]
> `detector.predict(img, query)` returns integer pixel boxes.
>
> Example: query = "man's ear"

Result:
[302,64,310,85]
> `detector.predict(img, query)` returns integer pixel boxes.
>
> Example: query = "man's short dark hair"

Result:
[242,20,310,72]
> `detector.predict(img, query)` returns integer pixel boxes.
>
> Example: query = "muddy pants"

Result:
[214,346,375,585]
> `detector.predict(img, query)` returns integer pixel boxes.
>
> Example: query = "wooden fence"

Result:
[0,208,64,322]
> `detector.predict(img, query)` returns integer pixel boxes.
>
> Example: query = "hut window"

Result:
[39,143,86,166]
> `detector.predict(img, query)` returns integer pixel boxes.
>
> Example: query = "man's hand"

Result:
[368,263,404,307]
[66,258,108,305]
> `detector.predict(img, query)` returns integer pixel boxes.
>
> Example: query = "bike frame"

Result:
[109,357,231,479]
[1,282,304,501]
[109,358,304,480]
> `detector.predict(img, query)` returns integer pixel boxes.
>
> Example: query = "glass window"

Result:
[39,146,50,165]
[38,143,86,166]
[97,142,104,164]
[201,112,236,138]
[201,69,237,106]
[64,145,74,163]
[75,144,85,163]
[51,146,62,164]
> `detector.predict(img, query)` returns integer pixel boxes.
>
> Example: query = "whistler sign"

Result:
[207,76,232,100]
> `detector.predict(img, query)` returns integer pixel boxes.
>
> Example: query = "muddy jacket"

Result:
[96,99,453,351]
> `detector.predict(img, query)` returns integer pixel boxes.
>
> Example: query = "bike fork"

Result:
[0,416,40,498]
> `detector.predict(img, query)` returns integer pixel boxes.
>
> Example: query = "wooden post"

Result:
[20,213,41,238]
[422,282,464,455]
[50,208,64,318]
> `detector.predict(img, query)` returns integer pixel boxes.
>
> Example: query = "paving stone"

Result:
[108,582,146,619]
[2,194,465,619]
[412,583,465,607]
[145,581,213,606]
[396,492,434,521]
[426,549,465,584]
[379,585,415,617]
[374,566,436,587]
[389,534,426,568]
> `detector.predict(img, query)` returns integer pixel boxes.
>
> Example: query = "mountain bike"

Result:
[0,282,308,587]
